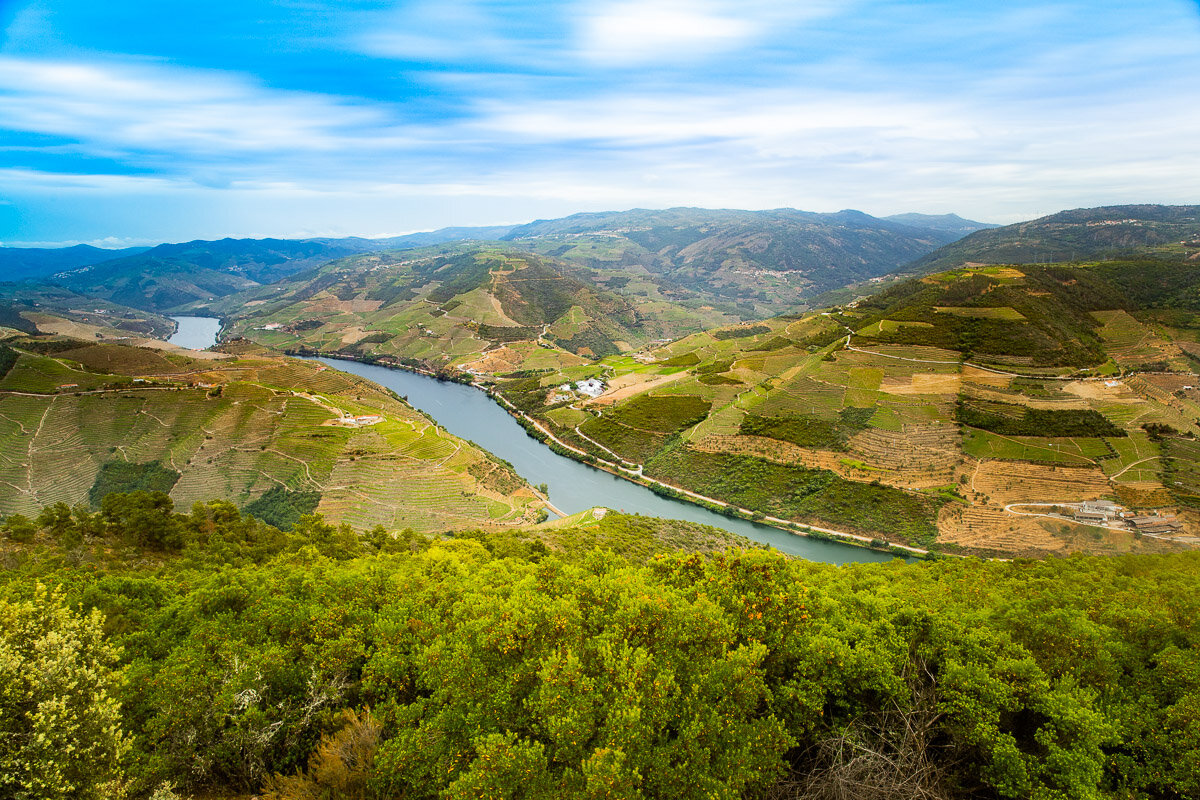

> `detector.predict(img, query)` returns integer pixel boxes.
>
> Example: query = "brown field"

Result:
[879,373,961,395]
[938,504,1181,555]
[591,371,688,406]
[969,460,1110,504]
[459,345,524,374]
[1114,482,1175,508]
[692,427,960,490]
[938,505,1066,553]
[961,365,1013,388]
[960,384,1090,410]
[848,424,961,486]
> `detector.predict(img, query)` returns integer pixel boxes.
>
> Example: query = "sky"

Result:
[1,0,1199,247]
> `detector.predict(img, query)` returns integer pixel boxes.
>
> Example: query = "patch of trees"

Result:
[0,344,17,380]
[606,393,710,433]
[88,460,181,507]
[740,407,874,451]
[552,326,621,358]
[476,323,541,343]
[712,324,772,340]
[0,302,40,335]
[956,399,1126,438]
[646,445,940,543]
[243,486,322,531]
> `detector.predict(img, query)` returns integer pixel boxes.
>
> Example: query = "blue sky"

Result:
[1,0,1198,246]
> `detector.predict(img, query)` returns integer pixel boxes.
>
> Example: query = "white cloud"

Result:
[0,57,392,157]
[577,0,757,65]
[574,0,843,65]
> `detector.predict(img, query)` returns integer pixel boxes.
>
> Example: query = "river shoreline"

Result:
[299,351,933,561]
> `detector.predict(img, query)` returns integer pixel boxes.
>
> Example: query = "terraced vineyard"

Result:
[0,337,542,530]
[473,260,1200,556]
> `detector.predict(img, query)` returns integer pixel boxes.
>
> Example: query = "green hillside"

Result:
[0,336,541,530]
[906,204,1200,274]
[0,283,174,339]
[477,260,1200,556]
[210,244,743,372]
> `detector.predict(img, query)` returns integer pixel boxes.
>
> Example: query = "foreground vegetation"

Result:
[4,494,1200,799]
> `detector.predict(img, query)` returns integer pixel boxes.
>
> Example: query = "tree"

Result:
[100,491,184,550]
[0,584,130,799]
[1,513,36,543]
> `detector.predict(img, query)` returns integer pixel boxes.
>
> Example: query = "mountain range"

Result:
[3,208,994,315]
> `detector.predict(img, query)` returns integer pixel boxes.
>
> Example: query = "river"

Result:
[167,316,222,350]
[307,356,898,564]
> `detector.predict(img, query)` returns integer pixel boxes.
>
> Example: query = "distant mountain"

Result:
[40,225,518,312]
[500,207,974,315]
[16,211,984,315]
[883,213,998,236]
[905,204,1200,274]
[0,244,150,281]
[363,225,516,249]
[53,238,362,312]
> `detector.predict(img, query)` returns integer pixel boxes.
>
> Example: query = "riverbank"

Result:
[301,351,934,560]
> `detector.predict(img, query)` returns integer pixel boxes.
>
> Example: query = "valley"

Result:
[5,203,1200,560]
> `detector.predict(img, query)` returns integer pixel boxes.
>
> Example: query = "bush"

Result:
[0,585,130,799]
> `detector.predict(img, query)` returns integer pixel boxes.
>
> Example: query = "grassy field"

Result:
[961,429,1111,464]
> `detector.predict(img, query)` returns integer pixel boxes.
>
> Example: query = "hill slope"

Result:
[210,244,743,372]
[907,204,1200,274]
[0,336,541,529]
[0,283,174,339]
[474,259,1200,557]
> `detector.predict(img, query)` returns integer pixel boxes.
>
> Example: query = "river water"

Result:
[167,316,222,350]
[308,356,897,564]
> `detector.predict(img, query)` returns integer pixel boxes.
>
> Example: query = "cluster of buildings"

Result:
[1072,500,1183,535]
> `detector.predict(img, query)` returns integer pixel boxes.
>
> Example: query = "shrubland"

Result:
[3,493,1200,799]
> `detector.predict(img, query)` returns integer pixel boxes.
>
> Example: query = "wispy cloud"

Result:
[574,0,842,66]
[0,57,391,159]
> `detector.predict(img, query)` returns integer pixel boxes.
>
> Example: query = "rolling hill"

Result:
[14,209,991,317]
[0,283,175,339]
[0,333,542,530]
[905,204,1200,274]
[207,244,746,372]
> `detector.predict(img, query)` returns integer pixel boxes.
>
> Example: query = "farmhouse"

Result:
[1127,515,1183,535]
[1073,500,1123,524]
